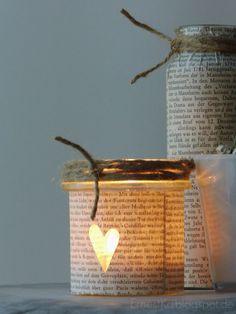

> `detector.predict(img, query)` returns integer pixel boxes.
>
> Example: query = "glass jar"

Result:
[61,159,193,295]
[167,25,236,156]
[166,25,236,288]
[196,155,236,292]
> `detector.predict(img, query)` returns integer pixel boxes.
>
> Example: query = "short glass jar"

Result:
[62,159,193,295]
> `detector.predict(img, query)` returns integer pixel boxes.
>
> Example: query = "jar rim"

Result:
[62,179,191,191]
[175,24,236,40]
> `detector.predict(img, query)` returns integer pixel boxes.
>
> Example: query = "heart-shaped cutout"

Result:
[89,224,120,272]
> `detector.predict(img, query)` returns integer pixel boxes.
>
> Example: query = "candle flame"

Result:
[89,224,119,272]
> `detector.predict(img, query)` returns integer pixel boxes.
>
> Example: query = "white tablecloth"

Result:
[0,284,235,314]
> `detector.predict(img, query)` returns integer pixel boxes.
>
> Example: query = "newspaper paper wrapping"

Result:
[68,187,185,295]
[166,25,236,288]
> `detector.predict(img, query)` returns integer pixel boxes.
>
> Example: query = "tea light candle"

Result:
[61,158,194,296]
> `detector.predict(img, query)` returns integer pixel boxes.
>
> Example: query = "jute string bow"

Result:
[121,9,236,84]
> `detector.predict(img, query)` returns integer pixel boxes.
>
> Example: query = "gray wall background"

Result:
[0,0,235,285]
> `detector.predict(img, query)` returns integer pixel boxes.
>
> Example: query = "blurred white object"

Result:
[195,155,236,292]
[216,145,232,154]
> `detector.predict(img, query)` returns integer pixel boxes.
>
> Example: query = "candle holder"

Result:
[195,155,236,291]
[61,158,194,295]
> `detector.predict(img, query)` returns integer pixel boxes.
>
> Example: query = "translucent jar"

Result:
[166,25,236,288]
[61,159,193,295]
[196,155,236,292]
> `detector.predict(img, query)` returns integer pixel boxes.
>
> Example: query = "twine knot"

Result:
[121,9,236,84]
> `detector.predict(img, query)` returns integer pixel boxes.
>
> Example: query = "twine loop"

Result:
[171,36,236,54]
[61,158,195,182]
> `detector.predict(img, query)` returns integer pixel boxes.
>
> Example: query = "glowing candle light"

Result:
[89,224,119,272]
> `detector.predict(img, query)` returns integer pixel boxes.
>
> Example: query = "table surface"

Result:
[0,284,236,314]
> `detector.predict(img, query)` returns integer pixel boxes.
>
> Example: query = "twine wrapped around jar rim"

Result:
[121,9,236,84]
[55,136,195,220]
[62,159,195,182]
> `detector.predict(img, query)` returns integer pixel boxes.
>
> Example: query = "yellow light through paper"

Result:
[89,224,119,272]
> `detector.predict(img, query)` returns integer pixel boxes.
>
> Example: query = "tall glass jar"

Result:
[61,159,193,295]
[166,25,236,288]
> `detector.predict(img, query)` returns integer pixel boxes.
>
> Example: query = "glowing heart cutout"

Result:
[89,224,120,272]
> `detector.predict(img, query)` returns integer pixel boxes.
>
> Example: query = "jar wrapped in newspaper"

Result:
[62,159,193,295]
[55,137,194,295]
[166,25,236,288]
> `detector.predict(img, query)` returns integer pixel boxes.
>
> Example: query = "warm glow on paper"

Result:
[89,224,119,272]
